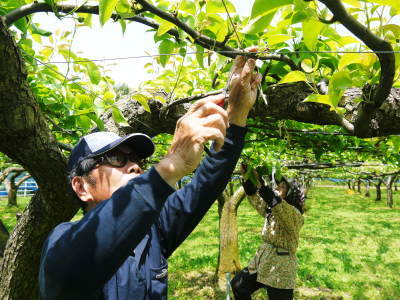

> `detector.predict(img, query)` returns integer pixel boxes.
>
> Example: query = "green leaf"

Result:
[251,0,293,19]
[112,107,129,126]
[14,17,28,34]
[159,39,175,67]
[195,45,204,68]
[342,0,361,7]
[103,90,116,105]
[206,0,235,13]
[329,70,353,92]
[278,71,307,84]
[329,70,352,107]
[303,94,332,107]
[132,93,151,112]
[75,94,93,108]
[88,113,105,131]
[78,115,93,130]
[338,53,377,70]
[301,58,315,73]
[78,13,92,27]
[302,19,323,50]
[83,61,101,85]
[243,11,275,34]
[179,0,196,14]
[119,19,126,34]
[99,0,119,25]
[383,24,400,34]
[268,34,292,45]
[367,0,400,12]
[31,23,52,36]
[155,17,175,36]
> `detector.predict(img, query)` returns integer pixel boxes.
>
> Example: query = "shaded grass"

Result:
[1,188,399,299]
[0,196,30,232]
[168,187,400,299]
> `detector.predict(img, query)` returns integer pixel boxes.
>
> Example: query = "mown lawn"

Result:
[1,187,399,299]
[167,187,400,300]
[0,196,30,232]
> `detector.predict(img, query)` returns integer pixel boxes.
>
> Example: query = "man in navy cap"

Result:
[39,54,261,299]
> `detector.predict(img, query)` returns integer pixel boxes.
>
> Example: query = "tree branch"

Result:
[4,2,299,70]
[318,15,337,24]
[318,0,396,137]
[164,89,225,110]
[0,167,24,183]
[3,3,181,40]
[135,0,299,70]
[15,174,31,188]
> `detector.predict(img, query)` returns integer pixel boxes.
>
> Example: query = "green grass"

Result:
[1,188,399,299]
[0,196,30,232]
[167,187,400,299]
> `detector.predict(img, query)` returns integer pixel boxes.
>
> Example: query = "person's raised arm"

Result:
[157,51,262,256]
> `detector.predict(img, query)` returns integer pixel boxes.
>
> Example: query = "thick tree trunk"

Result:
[0,219,9,257]
[216,186,245,290]
[375,179,382,201]
[7,186,17,207]
[347,179,351,189]
[357,178,361,193]
[365,180,370,197]
[0,20,79,299]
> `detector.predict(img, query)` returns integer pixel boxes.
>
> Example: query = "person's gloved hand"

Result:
[242,179,258,196]
[259,185,282,208]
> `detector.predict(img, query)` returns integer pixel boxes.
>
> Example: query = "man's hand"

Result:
[227,47,262,127]
[155,94,228,187]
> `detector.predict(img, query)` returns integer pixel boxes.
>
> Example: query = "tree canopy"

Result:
[0,0,400,298]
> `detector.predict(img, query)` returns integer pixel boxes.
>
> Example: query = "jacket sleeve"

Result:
[39,167,175,298]
[271,200,304,235]
[157,124,247,258]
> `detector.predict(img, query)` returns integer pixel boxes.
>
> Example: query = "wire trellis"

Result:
[39,50,400,65]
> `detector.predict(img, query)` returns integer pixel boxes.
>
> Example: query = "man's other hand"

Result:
[227,47,262,127]
[156,94,228,187]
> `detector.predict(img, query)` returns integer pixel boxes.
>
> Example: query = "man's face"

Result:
[73,145,145,207]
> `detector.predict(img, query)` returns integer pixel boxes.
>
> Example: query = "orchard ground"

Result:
[1,185,399,299]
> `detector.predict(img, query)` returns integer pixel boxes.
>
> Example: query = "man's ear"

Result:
[71,176,93,203]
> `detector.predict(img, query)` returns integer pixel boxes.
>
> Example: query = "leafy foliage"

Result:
[1,0,399,174]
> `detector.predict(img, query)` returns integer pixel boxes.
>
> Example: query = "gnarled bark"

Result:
[0,19,78,300]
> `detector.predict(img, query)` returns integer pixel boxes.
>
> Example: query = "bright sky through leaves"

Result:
[33,0,253,88]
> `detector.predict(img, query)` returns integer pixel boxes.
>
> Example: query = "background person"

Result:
[231,169,305,300]
[39,53,262,300]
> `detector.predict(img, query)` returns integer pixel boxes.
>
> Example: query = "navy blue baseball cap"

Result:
[67,131,155,172]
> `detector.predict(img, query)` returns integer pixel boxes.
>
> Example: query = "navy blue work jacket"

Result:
[39,125,246,300]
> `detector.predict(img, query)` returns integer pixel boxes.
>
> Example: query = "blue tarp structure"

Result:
[0,175,37,197]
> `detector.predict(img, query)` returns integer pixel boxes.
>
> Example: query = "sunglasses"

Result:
[96,150,146,169]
